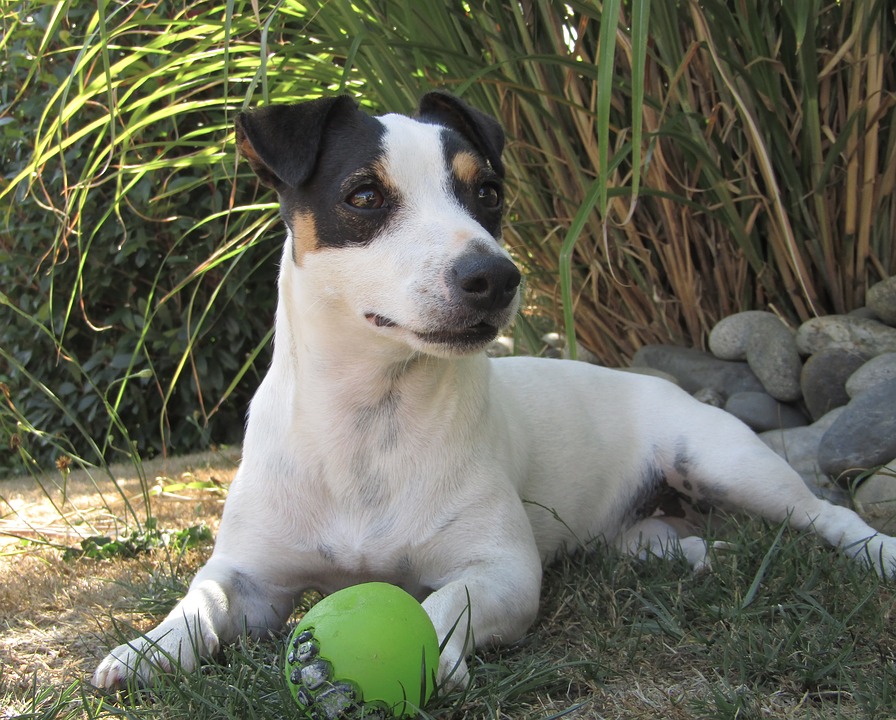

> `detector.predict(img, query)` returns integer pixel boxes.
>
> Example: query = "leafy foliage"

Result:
[61,519,212,561]
[313,0,895,359]
[0,1,327,473]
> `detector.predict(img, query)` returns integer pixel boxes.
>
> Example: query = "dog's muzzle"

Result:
[403,252,520,351]
[364,252,521,353]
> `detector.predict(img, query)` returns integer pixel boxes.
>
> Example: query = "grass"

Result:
[2,455,895,719]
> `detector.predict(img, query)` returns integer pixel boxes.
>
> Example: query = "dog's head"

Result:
[235,92,520,357]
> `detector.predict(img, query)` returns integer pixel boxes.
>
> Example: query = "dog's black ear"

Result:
[417,91,505,178]
[236,95,358,190]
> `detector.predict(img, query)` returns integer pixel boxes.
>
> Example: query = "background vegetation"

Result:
[2,0,894,475]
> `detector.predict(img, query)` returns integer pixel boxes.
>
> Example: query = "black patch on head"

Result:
[237,96,360,190]
[238,97,393,250]
[416,91,505,177]
[441,130,505,239]
[278,111,392,250]
[239,92,509,256]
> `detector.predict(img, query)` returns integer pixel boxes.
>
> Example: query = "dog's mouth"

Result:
[365,313,398,328]
[415,321,498,348]
[364,313,498,349]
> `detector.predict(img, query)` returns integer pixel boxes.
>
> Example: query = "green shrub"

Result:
[0,1,319,473]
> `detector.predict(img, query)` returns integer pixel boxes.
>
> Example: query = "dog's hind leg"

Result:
[616,517,721,572]
[668,404,896,577]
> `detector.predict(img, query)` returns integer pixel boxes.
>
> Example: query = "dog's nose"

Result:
[452,253,521,311]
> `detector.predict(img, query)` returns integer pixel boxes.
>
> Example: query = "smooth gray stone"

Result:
[800,348,868,420]
[848,306,881,320]
[709,311,802,401]
[709,311,771,359]
[854,461,896,508]
[818,378,896,483]
[724,391,808,432]
[867,276,896,326]
[796,315,896,356]
[854,462,896,533]
[845,352,896,398]
[630,345,765,397]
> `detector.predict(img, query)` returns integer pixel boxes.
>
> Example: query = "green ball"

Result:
[284,582,439,719]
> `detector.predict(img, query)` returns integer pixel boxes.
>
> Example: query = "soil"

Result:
[0,449,240,692]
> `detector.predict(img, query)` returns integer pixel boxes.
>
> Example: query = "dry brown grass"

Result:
[322,1,896,365]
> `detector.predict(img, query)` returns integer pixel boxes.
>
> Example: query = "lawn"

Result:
[2,452,894,719]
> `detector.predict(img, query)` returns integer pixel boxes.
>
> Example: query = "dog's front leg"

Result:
[424,568,541,688]
[92,555,296,689]
[423,496,542,687]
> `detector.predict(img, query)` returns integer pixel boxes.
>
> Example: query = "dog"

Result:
[93,91,896,697]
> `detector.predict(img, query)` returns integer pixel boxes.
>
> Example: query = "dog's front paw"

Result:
[92,621,219,690]
[436,649,470,691]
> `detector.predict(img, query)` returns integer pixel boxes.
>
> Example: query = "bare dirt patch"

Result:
[0,449,239,691]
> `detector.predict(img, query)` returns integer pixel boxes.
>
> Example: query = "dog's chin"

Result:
[365,313,501,355]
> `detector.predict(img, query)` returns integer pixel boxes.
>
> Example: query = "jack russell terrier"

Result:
[93,91,896,699]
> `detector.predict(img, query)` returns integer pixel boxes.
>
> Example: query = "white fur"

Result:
[93,112,896,691]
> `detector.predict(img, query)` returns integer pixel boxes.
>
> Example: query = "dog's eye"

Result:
[477,182,501,209]
[346,185,386,210]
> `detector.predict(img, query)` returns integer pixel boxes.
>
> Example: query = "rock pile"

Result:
[628,275,896,515]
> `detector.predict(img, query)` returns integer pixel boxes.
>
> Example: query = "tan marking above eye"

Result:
[291,211,320,266]
[451,151,484,184]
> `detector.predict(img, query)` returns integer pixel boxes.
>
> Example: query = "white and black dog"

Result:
[93,92,896,693]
